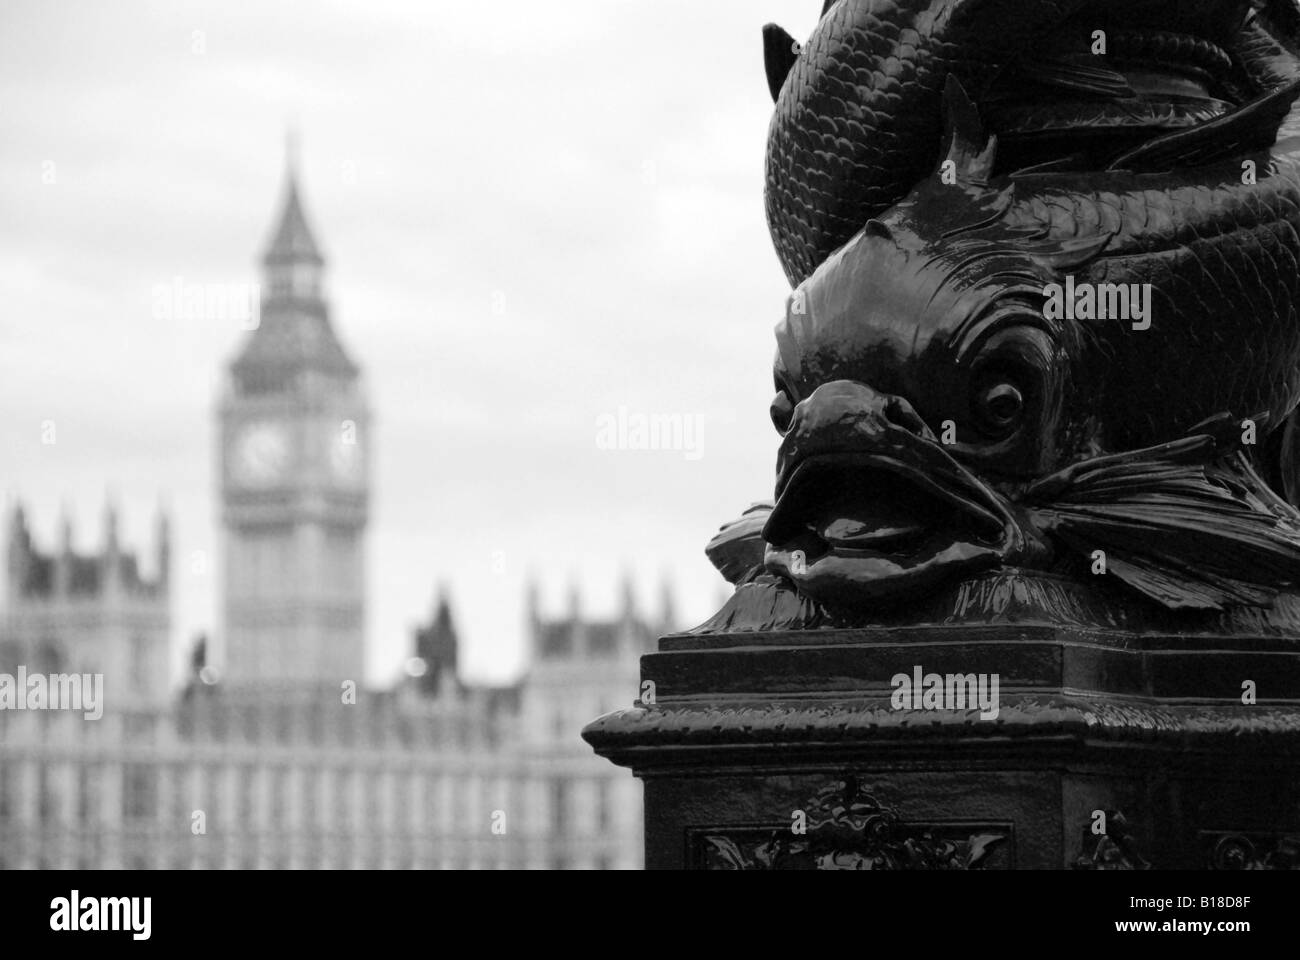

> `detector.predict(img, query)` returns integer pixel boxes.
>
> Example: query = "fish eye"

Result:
[972,381,1023,435]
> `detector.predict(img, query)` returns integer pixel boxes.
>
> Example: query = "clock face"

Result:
[329,423,363,484]
[232,421,290,486]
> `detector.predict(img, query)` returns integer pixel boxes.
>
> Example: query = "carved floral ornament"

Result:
[698,776,1009,870]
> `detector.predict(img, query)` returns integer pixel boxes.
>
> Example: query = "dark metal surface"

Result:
[765,0,1300,285]
[585,2,1300,871]
[583,620,1300,869]
[734,0,1300,616]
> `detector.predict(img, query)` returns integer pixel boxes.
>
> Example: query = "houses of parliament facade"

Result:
[0,160,665,870]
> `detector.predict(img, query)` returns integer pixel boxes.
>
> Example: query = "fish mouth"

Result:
[762,382,1023,607]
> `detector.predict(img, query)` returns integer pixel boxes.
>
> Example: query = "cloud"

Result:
[0,0,814,685]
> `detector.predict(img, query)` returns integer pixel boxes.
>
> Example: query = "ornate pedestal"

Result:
[583,571,1300,870]
[583,0,1300,874]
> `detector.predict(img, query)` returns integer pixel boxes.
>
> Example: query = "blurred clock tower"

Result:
[218,145,369,694]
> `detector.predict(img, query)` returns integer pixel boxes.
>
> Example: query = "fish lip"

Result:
[763,447,1015,552]
[764,378,1022,557]
[761,443,1021,608]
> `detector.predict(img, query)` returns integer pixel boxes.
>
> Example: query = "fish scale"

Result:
[749,0,1300,611]
[769,0,1114,285]
[980,159,1300,444]
[766,0,1300,284]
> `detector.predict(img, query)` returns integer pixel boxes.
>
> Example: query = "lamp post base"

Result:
[584,574,1300,869]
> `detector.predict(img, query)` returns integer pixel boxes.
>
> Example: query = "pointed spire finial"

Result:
[54,503,74,596]
[660,573,678,632]
[525,573,541,622]
[155,498,171,587]
[434,579,454,621]
[60,501,74,553]
[285,122,300,180]
[6,498,30,586]
[103,493,119,553]
[263,126,323,269]
[6,499,25,544]
[620,569,636,619]
[567,579,582,622]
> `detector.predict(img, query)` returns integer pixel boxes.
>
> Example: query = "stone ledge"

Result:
[584,697,1300,766]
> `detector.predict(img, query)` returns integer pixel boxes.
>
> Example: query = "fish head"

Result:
[763,213,1088,606]
[771,219,1085,481]
[750,6,1300,614]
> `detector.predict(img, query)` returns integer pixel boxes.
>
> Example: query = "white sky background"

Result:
[0,0,819,687]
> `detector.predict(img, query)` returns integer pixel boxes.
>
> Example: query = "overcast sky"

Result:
[0,0,818,686]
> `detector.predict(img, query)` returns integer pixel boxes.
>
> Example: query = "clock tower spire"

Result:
[218,141,369,696]
[262,128,324,305]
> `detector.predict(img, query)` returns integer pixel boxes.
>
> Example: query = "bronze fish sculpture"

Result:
[765,0,1300,285]
[705,0,1300,622]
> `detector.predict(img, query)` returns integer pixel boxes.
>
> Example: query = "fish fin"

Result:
[1016,60,1135,99]
[1008,154,1090,177]
[1187,410,1255,445]
[1279,412,1300,508]
[1194,408,1280,452]
[1107,78,1300,172]
[1019,232,1114,272]
[1029,450,1300,610]
[763,24,801,102]
[689,572,829,634]
[1258,405,1300,508]
[705,502,774,584]
[1050,525,1279,610]
[940,75,998,186]
[1255,0,1300,51]
[864,218,891,240]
